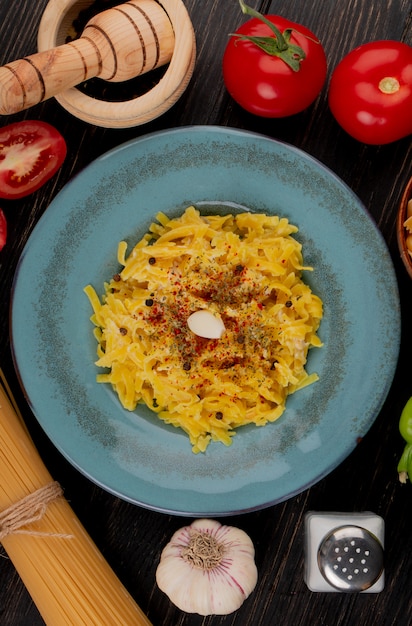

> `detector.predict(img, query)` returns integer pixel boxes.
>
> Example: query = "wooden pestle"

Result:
[0,0,175,116]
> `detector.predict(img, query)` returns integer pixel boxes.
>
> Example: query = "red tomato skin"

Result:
[0,209,7,251]
[0,120,67,199]
[223,16,327,118]
[329,41,412,144]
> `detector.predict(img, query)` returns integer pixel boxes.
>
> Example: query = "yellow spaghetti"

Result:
[85,206,323,453]
[0,370,152,626]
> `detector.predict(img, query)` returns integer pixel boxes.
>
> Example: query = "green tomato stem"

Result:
[238,0,288,50]
[232,0,306,72]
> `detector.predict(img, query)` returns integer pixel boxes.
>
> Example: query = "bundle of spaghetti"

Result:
[0,371,152,626]
[86,206,323,453]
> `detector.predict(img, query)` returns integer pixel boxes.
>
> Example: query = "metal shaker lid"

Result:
[317,525,384,592]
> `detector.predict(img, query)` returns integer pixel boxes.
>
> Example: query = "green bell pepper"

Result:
[397,396,412,484]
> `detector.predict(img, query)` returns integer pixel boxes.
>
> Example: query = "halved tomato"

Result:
[0,209,6,250]
[0,120,67,199]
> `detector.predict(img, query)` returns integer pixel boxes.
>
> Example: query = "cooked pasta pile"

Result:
[85,206,323,453]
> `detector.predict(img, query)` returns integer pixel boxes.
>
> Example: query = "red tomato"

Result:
[223,14,327,117]
[0,209,6,251]
[329,41,412,144]
[0,120,67,199]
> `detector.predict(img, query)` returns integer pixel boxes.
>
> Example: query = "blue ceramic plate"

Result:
[11,127,400,516]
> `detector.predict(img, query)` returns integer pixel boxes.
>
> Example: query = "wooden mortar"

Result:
[1,0,196,127]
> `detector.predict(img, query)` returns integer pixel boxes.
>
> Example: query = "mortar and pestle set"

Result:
[0,0,196,127]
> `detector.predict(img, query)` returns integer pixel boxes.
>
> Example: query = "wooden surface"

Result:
[1,1,411,624]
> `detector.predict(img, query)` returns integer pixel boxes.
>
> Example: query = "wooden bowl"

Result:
[397,175,412,279]
[37,0,196,128]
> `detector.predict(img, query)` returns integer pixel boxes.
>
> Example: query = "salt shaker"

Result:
[304,511,385,593]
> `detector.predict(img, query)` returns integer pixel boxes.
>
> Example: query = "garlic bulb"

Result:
[155,518,258,615]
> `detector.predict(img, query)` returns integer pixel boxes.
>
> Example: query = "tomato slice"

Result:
[0,120,67,199]
[0,209,7,251]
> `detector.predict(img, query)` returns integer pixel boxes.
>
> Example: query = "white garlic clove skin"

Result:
[187,310,226,339]
[156,518,258,616]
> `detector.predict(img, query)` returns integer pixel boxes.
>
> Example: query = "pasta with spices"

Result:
[85,206,323,453]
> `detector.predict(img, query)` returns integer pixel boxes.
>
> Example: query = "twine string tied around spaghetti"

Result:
[0,481,73,541]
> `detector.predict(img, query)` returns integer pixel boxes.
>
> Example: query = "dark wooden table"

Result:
[1,1,412,624]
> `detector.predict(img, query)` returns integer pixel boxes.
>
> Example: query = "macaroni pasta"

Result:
[85,206,323,453]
